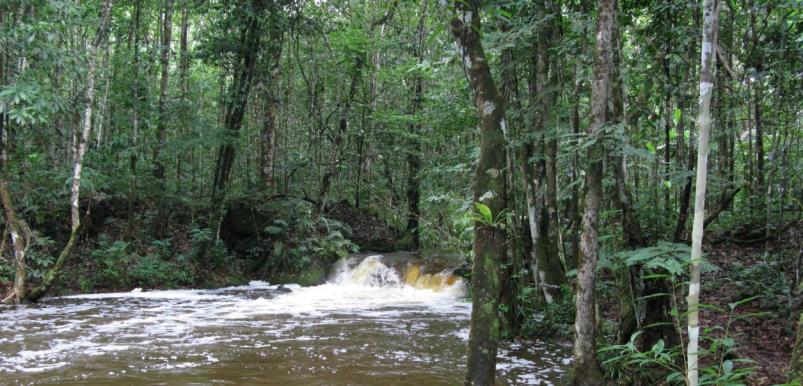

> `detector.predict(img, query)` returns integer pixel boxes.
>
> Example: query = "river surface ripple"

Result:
[0,256,570,385]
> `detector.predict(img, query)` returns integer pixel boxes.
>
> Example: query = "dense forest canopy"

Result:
[0,0,801,384]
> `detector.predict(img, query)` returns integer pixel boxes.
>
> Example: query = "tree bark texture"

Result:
[451,1,508,384]
[573,0,613,382]
[687,0,718,383]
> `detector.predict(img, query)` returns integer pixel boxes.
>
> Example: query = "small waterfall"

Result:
[403,264,461,292]
[330,254,464,293]
[331,255,401,287]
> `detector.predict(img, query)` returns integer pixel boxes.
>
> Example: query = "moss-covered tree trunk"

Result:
[687,0,718,383]
[451,1,508,384]
[27,0,114,302]
[573,0,613,382]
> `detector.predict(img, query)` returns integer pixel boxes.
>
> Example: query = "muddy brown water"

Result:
[0,254,570,385]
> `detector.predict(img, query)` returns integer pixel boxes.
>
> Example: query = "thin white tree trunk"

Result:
[687,0,718,384]
[26,0,113,302]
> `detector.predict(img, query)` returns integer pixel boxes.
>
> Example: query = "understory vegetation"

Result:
[0,0,800,385]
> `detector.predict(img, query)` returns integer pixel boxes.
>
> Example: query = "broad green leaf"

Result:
[474,202,492,223]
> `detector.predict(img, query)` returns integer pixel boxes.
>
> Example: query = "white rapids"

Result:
[0,254,570,385]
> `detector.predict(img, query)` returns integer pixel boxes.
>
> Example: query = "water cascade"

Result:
[330,255,464,293]
[0,253,569,385]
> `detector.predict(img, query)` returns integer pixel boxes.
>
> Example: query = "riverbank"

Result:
[1,195,402,297]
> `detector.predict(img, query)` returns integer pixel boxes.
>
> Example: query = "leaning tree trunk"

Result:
[451,1,508,384]
[573,0,613,383]
[687,0,718,384]
[0,26,29,304]
[0,139,29,304]
[27,0,114,302]
[0,173,30,304]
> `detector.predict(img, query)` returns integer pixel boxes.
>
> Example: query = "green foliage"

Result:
[726,256,796,312]
[255,199,358,278]
[189,227,213,244]
[600,289,760,385]
[520,285,576,339]
[128,254,194,289]
[25,231,56,280]
[608,242,691,277]
[0,82,50,124]
[89,238,133,289]
[80,235,195,290]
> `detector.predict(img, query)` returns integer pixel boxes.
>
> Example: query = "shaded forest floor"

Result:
[592,229,801,385]
[701,240,801,385]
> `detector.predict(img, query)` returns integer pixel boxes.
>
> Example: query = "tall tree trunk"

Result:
[610,19,645,248]
[499,13,524,335]
[27,0,114,302]
[208,2,265,239]
[661,0,674,220]
[748,1,764,198]
[152,0,173,237]
[573,0,613,382]
[687,0,718,383]
[610,13,644,344]
[451,1,508,384]
[610,13,679,350]
[674,101,696,243]
[404,0,427,251]
[176,1,190,194]
[260,30,283,190]
[128,0,142,234]
[318,58,362,210]
[526,0,566,304]
[153,0,174,181]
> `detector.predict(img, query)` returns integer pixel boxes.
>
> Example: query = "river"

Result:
[0,254,570,385]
